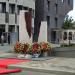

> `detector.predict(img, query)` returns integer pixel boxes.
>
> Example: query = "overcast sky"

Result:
[68,0,75,20]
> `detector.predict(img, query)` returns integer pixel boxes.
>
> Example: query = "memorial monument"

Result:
[38,21,47,42]
[19,10,32,43]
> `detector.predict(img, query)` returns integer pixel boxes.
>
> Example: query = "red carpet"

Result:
[0,68,22,74]
[0,58,30,68]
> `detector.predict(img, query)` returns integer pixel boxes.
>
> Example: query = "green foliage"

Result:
[61,43,75,47]
[62,16,75,29]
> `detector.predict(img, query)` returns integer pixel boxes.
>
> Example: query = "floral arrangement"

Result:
[14,42,30,54]
[23,43,30,54]
[14,42,52,55]
[30,42,41,54]
[40,42,52,52]
[14,42,24,54]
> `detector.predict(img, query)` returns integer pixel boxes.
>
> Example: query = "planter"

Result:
[33,54,40,58]
[43,52,48,57]
[17,54,25,58]
[25,54,32,59]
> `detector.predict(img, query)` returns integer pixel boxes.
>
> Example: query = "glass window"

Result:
[63,32,67,40]
[47,16,50,27]
[2,3,6,13]
[47,0,50,11]
[29,8,32,12]
[9,4,15,14]
[23,7,28,10]
[55,17,58,27]
[69,32,72,40]
[8,25,15,32]
[68,0,70,5]
[0,2,6,13]
[17,5,22,14]
[55,3,58,14]
[15,13,17,24]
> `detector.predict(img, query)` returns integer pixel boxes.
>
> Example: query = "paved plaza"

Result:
[0,43,14,52]
[9,57,75,75]
[0,44,75,75]
[0,52,75,75]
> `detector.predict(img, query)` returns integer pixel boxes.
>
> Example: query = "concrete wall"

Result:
[0,13,5,24]
[9,14,15,25]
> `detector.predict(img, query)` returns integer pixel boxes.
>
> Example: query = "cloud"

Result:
[68,10,75,21]
[67,0,75,21]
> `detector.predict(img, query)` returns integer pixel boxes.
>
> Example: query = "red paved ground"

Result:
[0,58,31,68]
[0,68,22,74]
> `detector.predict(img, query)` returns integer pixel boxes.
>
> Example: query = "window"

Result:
[47,16,50,27]
[69,32,72,40]
[15,13,17,24]
[47,0,50,11]
[29,8,32,12]
[55,3,58,14]
[8,25,15,32]
[68,0,70,5]
[2,3,6,13]
[0,2,6,13]
[55,17,58,27]
[17,5,22,14]
[23,7,28,10]
[63,32,67,40]
[9,4,15,14]
[0,25,5,32]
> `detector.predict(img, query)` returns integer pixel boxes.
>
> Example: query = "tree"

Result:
[62,16,75,45]
[62,16,75,29]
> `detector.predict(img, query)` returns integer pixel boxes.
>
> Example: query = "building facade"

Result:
[0,0,35,44]
[60,29,75,44]
[34,0,73,43]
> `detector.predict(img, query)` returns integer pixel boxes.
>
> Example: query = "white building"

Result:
[0,0,35,44]
[60,29,75,44]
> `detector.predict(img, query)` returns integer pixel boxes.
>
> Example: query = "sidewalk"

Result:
[0,43,14,52]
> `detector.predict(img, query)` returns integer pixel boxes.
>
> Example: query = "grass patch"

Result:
[60,44,75,47]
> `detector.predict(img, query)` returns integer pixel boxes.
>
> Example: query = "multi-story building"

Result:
[0,0,35,43]
[34,0,73,43]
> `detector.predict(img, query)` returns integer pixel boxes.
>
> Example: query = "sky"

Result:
[68,0,75,20]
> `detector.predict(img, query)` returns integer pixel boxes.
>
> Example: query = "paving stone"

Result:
[8,57,75,75]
